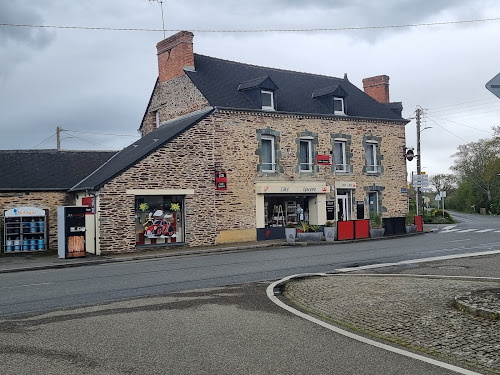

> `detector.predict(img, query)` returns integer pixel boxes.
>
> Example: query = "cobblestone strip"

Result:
[284,275,500,374]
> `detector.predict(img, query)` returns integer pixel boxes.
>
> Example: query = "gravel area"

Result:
[284,274,500,374]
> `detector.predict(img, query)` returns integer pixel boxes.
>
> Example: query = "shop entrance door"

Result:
[337,194,349,221]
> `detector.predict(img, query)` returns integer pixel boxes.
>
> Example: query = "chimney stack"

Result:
[362,75,390,103]
[156,31,194,83]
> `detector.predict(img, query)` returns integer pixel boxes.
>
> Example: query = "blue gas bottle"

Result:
[29,238,36,250]
[30,219,37,233]
[14,237,20,251]
[38,220,45,233]
[22,238,29,251]
[37,236,44,250]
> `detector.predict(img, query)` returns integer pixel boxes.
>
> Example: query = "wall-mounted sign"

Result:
[81,197,94,214]
[5,207,46,217]
[316,154,332,165]
[257,184,330,194]
[215,171,227,190]
[334,181,356,189]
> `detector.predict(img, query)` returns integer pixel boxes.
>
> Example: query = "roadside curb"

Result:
[0,230,428,274]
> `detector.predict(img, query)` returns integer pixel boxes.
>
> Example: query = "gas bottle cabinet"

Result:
[3,208,47,254]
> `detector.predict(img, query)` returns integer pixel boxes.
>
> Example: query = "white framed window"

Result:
[334,139,347,172]
[366,141,378,173]
[261,135,275,173]
[299,138,313,172]
[261,90,275,111]
[333,97,345,115]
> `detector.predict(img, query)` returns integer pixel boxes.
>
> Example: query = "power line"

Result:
[425,97,499,111]
[62,133,114,150]
[1,16,500,33]
[31,133,57,149]
[424,116,469,142]
[63,129,139,137]
[426,113,495,133]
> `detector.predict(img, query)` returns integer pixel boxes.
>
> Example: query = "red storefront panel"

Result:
[337,220,354,240]
[355,219,370,239]
[415,215,423,232]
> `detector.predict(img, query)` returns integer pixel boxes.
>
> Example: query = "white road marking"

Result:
[440,229,460,233]
[441,225,457,231]
[444,239,472,243]
[268,250,500,375]
[456,229,477,233]
[476,229,494,233]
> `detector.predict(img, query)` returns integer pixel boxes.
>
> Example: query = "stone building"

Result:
[0,150,116,252]
[67,30,410,255]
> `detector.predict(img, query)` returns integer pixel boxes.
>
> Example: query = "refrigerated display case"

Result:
[3,207,47,254]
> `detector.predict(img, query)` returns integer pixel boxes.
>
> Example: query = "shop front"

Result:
[2,206,47,253]
[128,189,193,247]
[332,181,357,221]
[255,182,328,240]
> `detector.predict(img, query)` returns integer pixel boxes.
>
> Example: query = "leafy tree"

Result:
[430,173,456,193]
[450,132,500,212]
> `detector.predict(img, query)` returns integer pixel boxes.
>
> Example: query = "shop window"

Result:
[135,195,184,246]
[299,138,313,172]
[261,135,276,172]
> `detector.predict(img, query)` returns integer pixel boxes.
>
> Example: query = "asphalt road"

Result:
[0,283,460,375]
[1,211,500,317]
[0,211,498,374]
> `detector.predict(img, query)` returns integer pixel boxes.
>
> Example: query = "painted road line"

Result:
[441,225,457,231]
[440,229,460,233]
[456,229,477,233]
[267,275,483,375]
[476,229,494,233]
[0,282,52,290]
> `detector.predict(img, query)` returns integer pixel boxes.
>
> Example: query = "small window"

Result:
[261,90,275,110]
[261,135,275,173]
[368,191,379,214]
[334,97,345,115]
[334,140,347,172]
[299,138,313,172]
[366,142,378,173]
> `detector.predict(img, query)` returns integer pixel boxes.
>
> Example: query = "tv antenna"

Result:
[149,0,166,39]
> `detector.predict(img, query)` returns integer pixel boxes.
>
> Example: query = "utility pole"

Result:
[416,107,422,215]
[56,126,61,151]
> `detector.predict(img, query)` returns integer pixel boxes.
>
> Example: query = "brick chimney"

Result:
[156,31,194,83]
[362,75,390,103]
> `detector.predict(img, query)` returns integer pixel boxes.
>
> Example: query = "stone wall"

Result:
[100,108,407,253]
[0,191,74,252]
[140,75,209,137]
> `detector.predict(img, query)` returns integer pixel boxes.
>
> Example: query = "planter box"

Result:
[405,225,417,234]
[297,232,323,242]
[285,228,296,243]
[323,227,336,242]
[369,228,385,238]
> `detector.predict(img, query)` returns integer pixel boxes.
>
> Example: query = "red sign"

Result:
[215,171,227,190]
[81,197,94,214]
[317,154,332,165]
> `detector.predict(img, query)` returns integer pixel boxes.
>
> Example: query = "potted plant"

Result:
[297,221,323,241]
[369,213,385,238]
[323,221,336,242]
[285,222,296,243]
[405,212,417,234]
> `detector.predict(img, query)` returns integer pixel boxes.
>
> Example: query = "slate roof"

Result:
[0,150,117,191]
[185,54,405,121]
[71,107,215,191]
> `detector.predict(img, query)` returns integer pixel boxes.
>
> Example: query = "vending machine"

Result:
[58,206,87,259]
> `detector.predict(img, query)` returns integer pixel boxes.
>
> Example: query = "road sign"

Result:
[486,72,500,99]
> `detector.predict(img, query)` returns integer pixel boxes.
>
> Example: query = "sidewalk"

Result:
[0,239,292,274]
[283,253,500,375]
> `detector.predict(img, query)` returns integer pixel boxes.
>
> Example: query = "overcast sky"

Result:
[1,0,500,178]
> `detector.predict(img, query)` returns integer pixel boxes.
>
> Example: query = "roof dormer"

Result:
[312,84,348,115]
[238,76,278,111]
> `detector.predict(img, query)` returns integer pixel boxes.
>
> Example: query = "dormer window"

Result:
[333,97,345,115]
[261,90,275,111]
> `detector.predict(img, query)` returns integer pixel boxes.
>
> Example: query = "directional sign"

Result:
[486,72,500,99]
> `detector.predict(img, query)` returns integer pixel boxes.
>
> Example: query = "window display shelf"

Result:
[3,209,47,254]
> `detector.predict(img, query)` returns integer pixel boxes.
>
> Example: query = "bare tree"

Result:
[430,173,456,193]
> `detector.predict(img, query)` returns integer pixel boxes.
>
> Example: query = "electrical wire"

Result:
[1,16,500,33]
[425,97,499,111]
[30,133,57,149]
[63,129,139,137]
[424,115,468,142]
[426,113,494,133]
[61,133,114,150]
